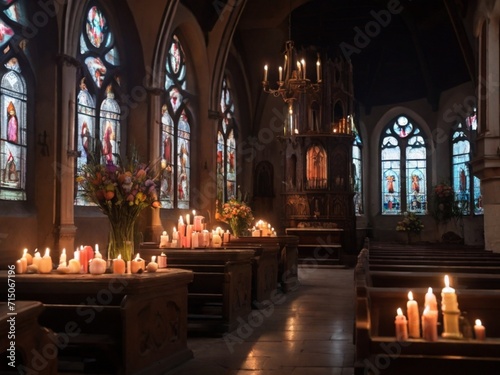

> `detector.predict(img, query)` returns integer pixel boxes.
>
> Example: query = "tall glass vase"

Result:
[229,217,247,238]
[107,217,136,261]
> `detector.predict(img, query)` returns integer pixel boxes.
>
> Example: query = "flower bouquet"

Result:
[76,151,160,261]
[396,212,424,234]
[216,196,254,237]
[431,182,457,223]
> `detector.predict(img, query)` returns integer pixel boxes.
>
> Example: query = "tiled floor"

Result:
[167,266,355,375]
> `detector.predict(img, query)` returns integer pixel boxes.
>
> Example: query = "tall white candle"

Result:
[441,275,458,312]
[264,65,268,81]
[425,287,438,311]
[407,291,420,338]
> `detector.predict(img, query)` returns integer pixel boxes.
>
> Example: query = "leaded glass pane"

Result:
[86,6,107,48]
[0,19,13,47]
[85,57,107,88]
[160,104,174,208]
[0,66,26,200]
[452,125,471,215]
[352,123,363,215]
[100,87,120,166]
[227,129,236,197]
[177,110,190,209]
[4,1,22,23]
[217,131,224,201]
[474,176,483,215]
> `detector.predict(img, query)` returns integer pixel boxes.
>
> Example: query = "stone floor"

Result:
[166,266,355,375]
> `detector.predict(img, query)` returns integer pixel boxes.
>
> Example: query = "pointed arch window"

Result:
[381,115,427,215]
[352,121,363,215]
[217,76,237,202]
[75,3,121,205]
[160,34,191,209]
[452,110,482,215]
[0,0,28,201]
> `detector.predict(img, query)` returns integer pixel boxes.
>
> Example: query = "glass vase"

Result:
[229,217,247,238]
[107,218,136,261]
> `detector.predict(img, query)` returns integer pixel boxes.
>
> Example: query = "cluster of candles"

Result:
[394,275,486,341]
[159,211,236,249]
[251,220,277,237]
[15,246,168,275]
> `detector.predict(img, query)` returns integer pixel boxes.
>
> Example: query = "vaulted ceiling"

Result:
[183,0,475,112]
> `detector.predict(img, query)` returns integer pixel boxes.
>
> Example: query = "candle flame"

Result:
[44,247,50,256]
[23,248,28,255]
[135,253,140,260]
[117,254,122,260]
[408,291,414,301]
[444,274,450,288]
[428,287,433,294]
[152,255,156,262]
[397,307,403,316]
[475,319,482,326]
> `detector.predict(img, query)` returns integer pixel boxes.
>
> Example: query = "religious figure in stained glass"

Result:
[411,174,420,193]
[459,168,466,192]
[387,175,395,193]
[102,121,114,163]
[3,149,18,183]
[6,101,17,143]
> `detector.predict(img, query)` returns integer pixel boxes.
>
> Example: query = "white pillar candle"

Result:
[160,231,169,248]
[191,231,199,248]
[407,291,420,338]
[212,232,222,247]
[59,248,67,267]
[474,319,486,340]
[32,251,42,270]
[23,248,33,265]
[441,275,459,312]
[158,253,167,268]
[38,248,53,274]
[395,307,408,341]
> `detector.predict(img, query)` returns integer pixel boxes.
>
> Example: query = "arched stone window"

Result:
[381,115,427,215]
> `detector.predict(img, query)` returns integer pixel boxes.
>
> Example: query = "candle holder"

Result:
[442,310,463,339]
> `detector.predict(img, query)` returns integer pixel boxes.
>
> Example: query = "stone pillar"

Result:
[55,56,79,255]
[472,0,500,252]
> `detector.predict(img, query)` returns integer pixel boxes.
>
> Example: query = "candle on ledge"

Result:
[441,275,458,311]
[421,306,438,341]
[194,215,204,232]
[191,231,199,248]
[160,231,169,248]
[15,259,26,274]
[395,307,408,341]
[38,248,53,274]
[112,254,126,274]
[474,319,486,340]
[186,213,190,226]
[407,291,420,338]
[158,252,167,268]
[178,216,185,247]
[32,250,42,270]
[441,274,461,338]
[131,253,145,273]
[68,258,81,274]
[146,255,158,273]
[223,230,230,244]
[186,224,193,248]
[23,248,33,265]
[59,248,67,267]
[425,287,438,311]
[212,230,222,248]
[89,249,107,275]
[202,230,210,247]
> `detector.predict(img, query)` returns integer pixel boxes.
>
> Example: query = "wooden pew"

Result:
[0,269,194,375]
[0,301,57,375]
[229,235,300,292]
[138,248,254,335]
[369,263,500,274]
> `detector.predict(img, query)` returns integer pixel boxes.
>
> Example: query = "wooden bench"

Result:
[138,248,254,335]
[229,235,300,292]
[0,301,57,375]
[355,286,500,375]
[0,269,193,375]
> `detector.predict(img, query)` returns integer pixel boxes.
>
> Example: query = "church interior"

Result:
[2,0,500,374]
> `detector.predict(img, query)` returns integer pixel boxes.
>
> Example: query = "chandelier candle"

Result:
[407,291,420,338]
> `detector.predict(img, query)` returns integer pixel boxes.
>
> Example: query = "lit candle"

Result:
[301,59,306,79]
[202,230,210,247]
[146,255,158,273]
[264,65,268,81]
[212,231,222,248]
[23,248,33,265]
[59,248,67,267]
[191,231,199,248]
[32,250,42,270]
[421,306,438,341]
[130,253,145,273]
[158,252,167,268]
[38,248,53,274]
[395,307,408,341]
[112,254,126,274]
[474,319,486,340]
[186,213,190,226]
[15,259,25,274]
[316,57,321,82]
[160,231,169,248]
[68,258,81,274]
[223,230,230,244]
[89,249,107,275]
[186,224,193,248]
[407,291,420,338]
[172,227,178,240]
[194,215,204,232]
[425,287,438,311]
[178,216,185,247]
[279,66,283,82]
[441,275,458,312]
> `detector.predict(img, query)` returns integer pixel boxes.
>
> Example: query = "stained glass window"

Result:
[217,77,237,203]
[381,116,427,215]
[452,111,482,215]
[352,120,363,215]
[75,3,121,206]
[0,0,27,201]
[160,35,191,209]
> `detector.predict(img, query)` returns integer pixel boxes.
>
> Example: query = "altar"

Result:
[0,268,194,375]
